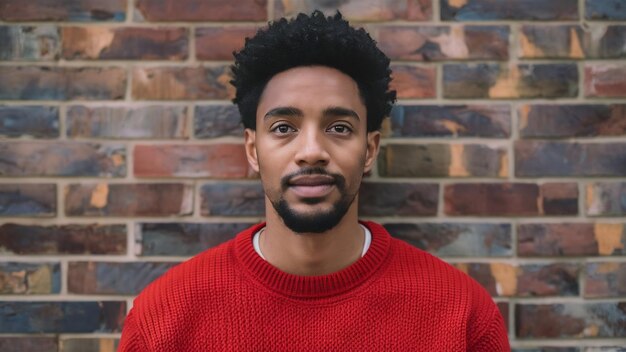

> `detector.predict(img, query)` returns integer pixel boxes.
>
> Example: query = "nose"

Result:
[294,127,330,167]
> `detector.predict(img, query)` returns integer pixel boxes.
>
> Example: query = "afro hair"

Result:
[230,11,396,132]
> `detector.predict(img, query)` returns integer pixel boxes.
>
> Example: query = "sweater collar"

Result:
[234,221,391,299]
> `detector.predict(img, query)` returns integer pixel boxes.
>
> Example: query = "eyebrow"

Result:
[263,107,303,120]
[322,106,360,121]
[263,106,360,121]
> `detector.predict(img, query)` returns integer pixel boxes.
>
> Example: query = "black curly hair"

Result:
[230,11,396,132]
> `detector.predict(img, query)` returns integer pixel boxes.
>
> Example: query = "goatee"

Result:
[270,167,357,233]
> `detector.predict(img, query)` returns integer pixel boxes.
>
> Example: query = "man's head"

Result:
[231,12,395,233]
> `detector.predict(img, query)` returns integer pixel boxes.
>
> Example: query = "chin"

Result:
[273,199,351,234]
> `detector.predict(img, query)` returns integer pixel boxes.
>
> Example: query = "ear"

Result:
[363,130,381,174]
[244,128,259,173]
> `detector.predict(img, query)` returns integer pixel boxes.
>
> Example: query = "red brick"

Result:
[518,223,626,257]
[132,66,233,100]
[585,63,626,98]
[196,26,259,60]
[379,144,508,178]
[0,0,126,21]
[0,184,56,217]
[519,25,626,59]
[515,141,626,177]
[444,183,578,216]
[376,25,508,61]
[0,67,126,100]
[67,105,189,139]
[0,142,125,177]
[135,0,267,21]
[134,144,253,178]
[441,0,578,21]
[390,65,436,99]
[359,182,439,216]
[275,0,432,21]
[519,104,626,138]
[444,63,578,99]
[0,223,127,255]
[386,104,511,138]
[62,27,188,60]
[455,262,579,297]
[585,262,626,298]
[65,183,193,217]
[516,303,626,338]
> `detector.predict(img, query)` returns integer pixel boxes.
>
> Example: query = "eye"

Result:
[328,124,352,135]
[271,123,296,135]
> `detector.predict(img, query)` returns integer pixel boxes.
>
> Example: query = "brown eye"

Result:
[271,124,295,134]
[329,125,351,134]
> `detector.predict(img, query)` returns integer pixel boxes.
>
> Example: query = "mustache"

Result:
[280,167,346,190]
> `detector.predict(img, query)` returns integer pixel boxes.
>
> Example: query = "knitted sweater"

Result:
[118,221,510,351]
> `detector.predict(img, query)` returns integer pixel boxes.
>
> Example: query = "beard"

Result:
[269,167,358,234]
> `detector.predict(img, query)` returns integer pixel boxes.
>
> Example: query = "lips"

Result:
[288,175,335,198]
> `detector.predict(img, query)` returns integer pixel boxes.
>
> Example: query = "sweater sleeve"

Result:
[468,303,510,352]
[118,309,149,352]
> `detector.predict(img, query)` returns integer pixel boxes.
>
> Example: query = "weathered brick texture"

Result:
[444,64,579,98]
[275,0,432,21]
[1,0,625,349]
[0,224,127,255]
[0,0,127,21]
[444,183,578,216]
[0,184,56,217]
[585,64,626,98]
[0,262,60,294]
[441,0,579,21]
[374,25,509,61]
[132,66,233,100]
[133,144,252,178]
[387,104,511,138]
[384,223,512,257]
[0,301,126,333]
[67,105,189,139]
[0,67,126,100]
[455,263,580,297]
[0,106,59,138]
[62,27,188,60]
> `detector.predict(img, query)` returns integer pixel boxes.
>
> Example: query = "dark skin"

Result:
[244,66,381,276]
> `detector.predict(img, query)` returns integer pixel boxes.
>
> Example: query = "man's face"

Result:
[244,66,380,233]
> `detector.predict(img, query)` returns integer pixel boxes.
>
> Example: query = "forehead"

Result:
[257,66,364,115]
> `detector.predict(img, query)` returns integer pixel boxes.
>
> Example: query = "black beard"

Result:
[270,167,356,234]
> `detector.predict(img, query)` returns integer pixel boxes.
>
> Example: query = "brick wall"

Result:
[1,0,625,351]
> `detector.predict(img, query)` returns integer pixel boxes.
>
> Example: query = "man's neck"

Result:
[260,203,365,276]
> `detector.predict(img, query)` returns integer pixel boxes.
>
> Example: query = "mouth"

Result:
[287,175,336,198]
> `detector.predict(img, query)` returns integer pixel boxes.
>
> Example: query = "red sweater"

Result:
[119,221,510,351]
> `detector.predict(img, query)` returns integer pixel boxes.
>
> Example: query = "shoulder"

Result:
[386,235,498,308]
[132,238,234,310]
[131,223,262,314]
[385,236,508,348]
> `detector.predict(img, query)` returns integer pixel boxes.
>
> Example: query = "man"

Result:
[119,11,510,351]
